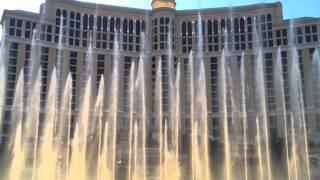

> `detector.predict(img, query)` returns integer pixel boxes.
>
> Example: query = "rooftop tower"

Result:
[151,0,176,10]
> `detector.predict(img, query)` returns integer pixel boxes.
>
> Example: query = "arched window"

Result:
[160,17,164,25]
[70,12,75,19]
[110,17,115,32]
[261,15,266,22]
[123,19,128,34]
[165,17,170,25]
[116,18,121,33]
[226,19,231,33]
[103,17,108,32]
[208,20,212,35]
[221,19,225,32]
[182,22,187,36]
[136,20,141,35]
[83,15,88,30]
[187,21,192,36]
[89,15,94,30]
[62,10,67,18]
[267,14,272,22]
[129,19,133,34]
[142,21,146,32]
[213,20,218,34]
[56,9,61,16]
[234,18,239,33]
[240,18,245,33]
[97,16,102,31]
[247,17,252,25]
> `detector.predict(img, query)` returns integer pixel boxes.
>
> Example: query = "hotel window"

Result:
[297,50,306,108]
[264,53,276,111]
[55,10,65,43]
[210,57,219,113]
[96,54,104,91]
[305,25,318,43]
[161,55,170,112]
[276,29,288,46]
[220,19,232,50]
[234,18,246,51]
[181,21,192,53]
[159,17,172,50]
[127,19,134,51]
[40,47,49,108]
[8,18,23,37]
[151,57,156,112]
[5,42,18,106]
[83,14,93,47]
[123,19,128,51]
[23,45,32,106]
[109,17,116,49]
[212,118,220,138]
[116,18,121,33]
[247,17,253,49]
[40,24,52,42]
[69,51,77,110]
[269,116,277,138]
[24,21,36,39]
[123,57,132,112]
[316,114,320,132]
[152,18,158,50]
[281,51,290,110]
[89,15,94,31]
[69,11,80,47]
[183,58,191,113]
[136,20,141,52]
[260,14,273,48]
[295,27,303,44]
[128,19,133,51]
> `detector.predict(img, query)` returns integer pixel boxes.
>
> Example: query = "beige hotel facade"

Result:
[0,0,320,174]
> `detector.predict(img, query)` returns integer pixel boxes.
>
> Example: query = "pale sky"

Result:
[1,0,320,37]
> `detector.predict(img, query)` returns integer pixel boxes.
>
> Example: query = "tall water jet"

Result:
[133,121,138,180]
[198,59,210,180]
[240,53,248,180]
[8,70,24,180]
[288,20,311,180]
[156,58,164,180]
[110,33,120,180]
[255,48,272,180]
[188,51,196,180]
[256,117,264,180]
[290,114,299,180]
[58,74,72,176]
[67,75,92,180]
[36,68,58,180]
[23,69,41,180]
[96,76,105,180]
[99,121,111,180]
[67,38,93,180]
[139,33,147,180]
[9,122,23,180]
[164,119,168,180]
[220,48,231,180]
[56,15,64,108]
[275,47,291,180]
[127,62,135,180]
[174,61,181,179]
[312,48,320,109]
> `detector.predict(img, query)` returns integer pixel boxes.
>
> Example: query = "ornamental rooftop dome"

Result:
[151,0,176,10]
